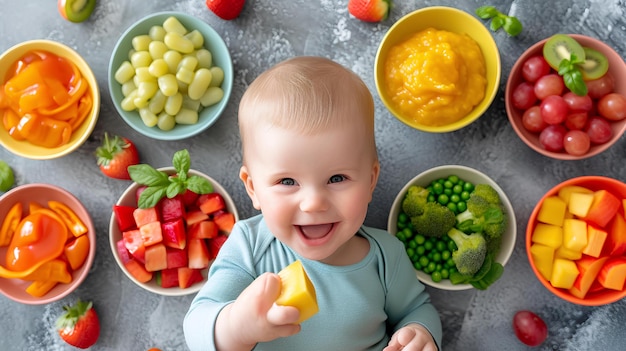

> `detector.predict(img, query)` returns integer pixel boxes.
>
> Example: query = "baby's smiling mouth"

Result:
[298,223,334,240]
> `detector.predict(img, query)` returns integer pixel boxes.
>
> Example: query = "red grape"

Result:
[563,92,593,112]
[539,124,567,151]
[564,130,591,156]
[597,93,626,121]
[534,74,564,100]
[585,116,613,144]
[522,106,547,133]
[540,95,569,125]
[586,74,614,99]
[513,310,548,347]
[512,82,538,110]
[564,111,588,130]
[522,56,551,82]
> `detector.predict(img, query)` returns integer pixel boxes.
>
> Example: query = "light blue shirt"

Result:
[184,215,442,351]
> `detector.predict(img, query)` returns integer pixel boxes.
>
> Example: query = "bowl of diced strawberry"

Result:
[506,34,626,160]
[109,167,239,296]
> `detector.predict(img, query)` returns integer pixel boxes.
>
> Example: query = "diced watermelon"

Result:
[214,211,235,233]
[189,220,218,239]
[197,193,226,214]
[133,207,159,227]
[140,221,163,246]
[178,267,204,289]
[207,234,229,260]
[144,243,167,272]
[185,209,209,227]
[116,239,133,264]
[188,239,210,269]
[124,259,153,283]
[123,229,146,263]
[181,189,200,207]
[159,195,186,222]
[113,205,138,232]
[161,218,187,250]
[166,247,188,269]
[160,268,180,288]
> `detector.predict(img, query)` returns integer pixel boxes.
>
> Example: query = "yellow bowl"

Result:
[375,6,501,133]
[0,40,100,160]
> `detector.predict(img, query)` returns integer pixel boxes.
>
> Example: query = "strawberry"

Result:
[205,0,245,20]
[348,0,391,22]
[56,300,101,349]
[95,133,140,180]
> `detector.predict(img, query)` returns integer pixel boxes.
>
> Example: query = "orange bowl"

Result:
[506,34,626,160]
[0,184,96,304]
[526,176,626,305]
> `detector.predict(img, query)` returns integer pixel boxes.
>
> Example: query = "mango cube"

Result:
[582,225,607,258]
[550,258,579,289]
[562,218,588,252]
[276,260,319,323]
[557,185,593,204]
[568,192,594,218]
[530,243,554,281]
[531,223,563,249]
[537,196,567,226]
[556,245,582,261]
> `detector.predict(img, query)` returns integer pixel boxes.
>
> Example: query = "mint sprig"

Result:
[128,149,213,208]
[476,6,523,37]
[558,54,588,96]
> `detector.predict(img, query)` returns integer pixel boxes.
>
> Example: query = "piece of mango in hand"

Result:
[275,260,319,323]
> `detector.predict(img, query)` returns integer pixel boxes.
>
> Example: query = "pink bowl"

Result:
[506,34,626,160]
[526,176,626,305]
[0,184,96,304]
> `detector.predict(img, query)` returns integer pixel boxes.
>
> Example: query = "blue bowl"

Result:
[108,12,233,140]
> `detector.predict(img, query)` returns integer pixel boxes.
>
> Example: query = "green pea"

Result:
[416,246,426,255]
[414,262,422,270]
[424,241,433,251]
[450,194,460,203]
[448,240,457,251]
[442,250,451,261]
[435,241,446,252]
[0,160,14,192]
[396,232,406,242]
[447,175,459,184]
[460,191,471,201]
[419,256,429,267]
[457,201,467,213]
[403,228,413,240]
[452,184,463,194]
[437,194,449,205]
[408,239,418,249]
[447,202,457,214]
[432,252,441,262]
[443,188,452,196]
[431,271,442,282]
[441,268,450,279]
[398,212,408,224]
[427,262,436,273]
[415,234,425,245]
[443,180,454,189]
[463,182,475,192]
[406,247,415,258]
[432,182,443,194]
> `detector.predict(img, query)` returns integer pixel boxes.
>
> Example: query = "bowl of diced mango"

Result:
[526,176,626,305]
[108,12,233,140]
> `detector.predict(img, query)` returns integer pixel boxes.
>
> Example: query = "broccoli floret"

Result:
[447,228,487,276]
[401,185,429,217]
[410,202,456,238]
[471,183,501,206]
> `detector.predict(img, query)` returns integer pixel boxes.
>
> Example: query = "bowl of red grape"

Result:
[506,34,626,160]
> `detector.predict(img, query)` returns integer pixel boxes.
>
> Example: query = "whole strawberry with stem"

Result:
[96,132,140,180]
[205,0,245,20]
[348,0,391,22]
[56,300,101,349]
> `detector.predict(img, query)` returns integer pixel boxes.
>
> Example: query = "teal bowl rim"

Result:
[108,11,233,141]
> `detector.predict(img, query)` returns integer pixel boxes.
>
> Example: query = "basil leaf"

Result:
[166,181,186,199]
[564,70,588,96]
[138,186,168,209]
[503,17,523,36]
[128,165,169,187]
[187,176,214,194]
[475,6,498,19]
[490,16,504,31]
[173,149,191,177]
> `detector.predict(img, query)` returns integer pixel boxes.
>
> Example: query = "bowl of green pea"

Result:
[388,165,517,290]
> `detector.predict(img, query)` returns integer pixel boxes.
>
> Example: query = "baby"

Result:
[184,56,442,351]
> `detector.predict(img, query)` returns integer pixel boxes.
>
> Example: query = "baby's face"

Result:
[240,122,379,264]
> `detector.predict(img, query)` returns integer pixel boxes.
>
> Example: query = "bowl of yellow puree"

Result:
[375,6,501,133]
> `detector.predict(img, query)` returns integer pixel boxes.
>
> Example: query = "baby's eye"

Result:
[329,174,346,184]
[280,178,296,186]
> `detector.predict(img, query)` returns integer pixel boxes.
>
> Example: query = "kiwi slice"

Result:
[64,0,96,23]
[542,34,586,70]
[578,47,609,80]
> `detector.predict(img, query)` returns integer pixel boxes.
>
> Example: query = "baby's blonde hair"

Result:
[238,56,376,160]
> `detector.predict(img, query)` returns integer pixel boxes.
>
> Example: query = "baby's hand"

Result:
[383,324,438,351]
[215,273,301,351]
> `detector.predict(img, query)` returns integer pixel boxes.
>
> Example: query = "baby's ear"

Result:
[370,160,381,195]
[239,166,261,210]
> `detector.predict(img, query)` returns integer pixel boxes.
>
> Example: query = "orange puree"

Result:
[384,28,487,127]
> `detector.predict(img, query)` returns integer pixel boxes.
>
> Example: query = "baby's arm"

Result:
[214,272,301,351]
[383,323,438,351]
